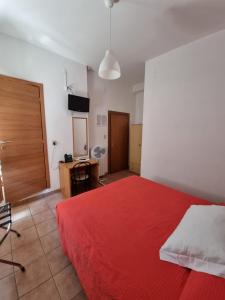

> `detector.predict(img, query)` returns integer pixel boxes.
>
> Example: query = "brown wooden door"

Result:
[0,75,50,204]
[108,111,129,173]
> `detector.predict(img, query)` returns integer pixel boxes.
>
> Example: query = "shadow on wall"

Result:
[151,176,225,204]
[167,0,225,35]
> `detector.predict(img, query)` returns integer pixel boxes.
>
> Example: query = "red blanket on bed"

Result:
[56,176,225,300]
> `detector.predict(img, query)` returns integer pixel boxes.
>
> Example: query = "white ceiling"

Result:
[1,0,225,84]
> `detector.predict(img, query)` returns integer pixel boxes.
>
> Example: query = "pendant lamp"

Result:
[98,0,121,80]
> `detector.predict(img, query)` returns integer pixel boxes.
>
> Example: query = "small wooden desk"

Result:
[59,159,99,198]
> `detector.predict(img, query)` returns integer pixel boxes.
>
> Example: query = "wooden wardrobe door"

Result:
[0,75,50,204]
[130,124,142,174]
[108,111,129,173]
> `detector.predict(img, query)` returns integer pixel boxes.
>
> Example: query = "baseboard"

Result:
[12,189,61,207]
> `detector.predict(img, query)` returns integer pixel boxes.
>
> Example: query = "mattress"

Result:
[56,176,225,300]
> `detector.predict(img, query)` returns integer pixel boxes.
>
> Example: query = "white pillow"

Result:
[160,204,225,278]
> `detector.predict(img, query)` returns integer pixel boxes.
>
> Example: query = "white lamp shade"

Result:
[98,50,121,80]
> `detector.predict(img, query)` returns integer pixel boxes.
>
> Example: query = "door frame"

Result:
[108,110,130,174]
[0,74,50,189]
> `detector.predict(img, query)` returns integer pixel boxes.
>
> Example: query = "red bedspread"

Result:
[56,176,225,300]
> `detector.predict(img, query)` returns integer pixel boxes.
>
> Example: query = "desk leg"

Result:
[59,166,72,199]
[91,164,99,187]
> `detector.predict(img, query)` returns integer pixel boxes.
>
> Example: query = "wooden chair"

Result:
[71,162,92,196]
[0,203,25,272]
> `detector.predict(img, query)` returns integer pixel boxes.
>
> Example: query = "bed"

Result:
[56,176,225,300]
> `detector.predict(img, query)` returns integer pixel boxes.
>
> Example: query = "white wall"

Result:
[142,29,225,202]
[88,70,135,175]
[0,33,87,191]
[133,82,144,124]
[134,92,144,124]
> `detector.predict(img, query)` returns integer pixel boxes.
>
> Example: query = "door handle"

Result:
[0,140,12,145]
[0,140,12,150]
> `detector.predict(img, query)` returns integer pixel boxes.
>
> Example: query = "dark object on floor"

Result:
[71,161,92,195]
[0,203,25,272]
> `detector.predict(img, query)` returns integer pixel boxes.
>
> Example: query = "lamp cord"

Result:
[109,7,111,50]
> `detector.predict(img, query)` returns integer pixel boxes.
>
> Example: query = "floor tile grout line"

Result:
[0,271,14,281]
[37,225,58,239]
[13,206,45,298]
[0,196,63,299]
[0,246,13,271]
[12,237,39,253]
[52,272,63,300]
[11,212,57,252]
[52,264,82,300]
[18,279,55,299]
[41,201,79,299]
[10,222,19,300]
[1,195,71,300]
[13,272,19,300]
[33,215,55,227]
[1,213,86,298]
[17,280,52,298]
[13,220,57,243]
[11,224,38,253]
[15,206,59,300]
[32,205,63,300]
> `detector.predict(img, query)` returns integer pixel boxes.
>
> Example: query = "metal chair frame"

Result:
[0,151,25,272]
[0,203,25,271]
[71,161,92,195]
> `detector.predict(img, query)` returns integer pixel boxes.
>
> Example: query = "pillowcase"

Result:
[160,204,225,278]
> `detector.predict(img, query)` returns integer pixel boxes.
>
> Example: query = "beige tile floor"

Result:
[0,193,86,300]
[0,170,134,300]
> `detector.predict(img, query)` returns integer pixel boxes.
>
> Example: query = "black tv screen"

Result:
[68,94,90,112]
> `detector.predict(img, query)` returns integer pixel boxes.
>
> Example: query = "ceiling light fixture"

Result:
[98,0,121,80]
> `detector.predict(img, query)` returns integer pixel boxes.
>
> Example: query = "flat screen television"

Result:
[68,94,90,112]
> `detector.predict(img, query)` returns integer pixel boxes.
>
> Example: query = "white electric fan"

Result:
[91,145,107,182]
